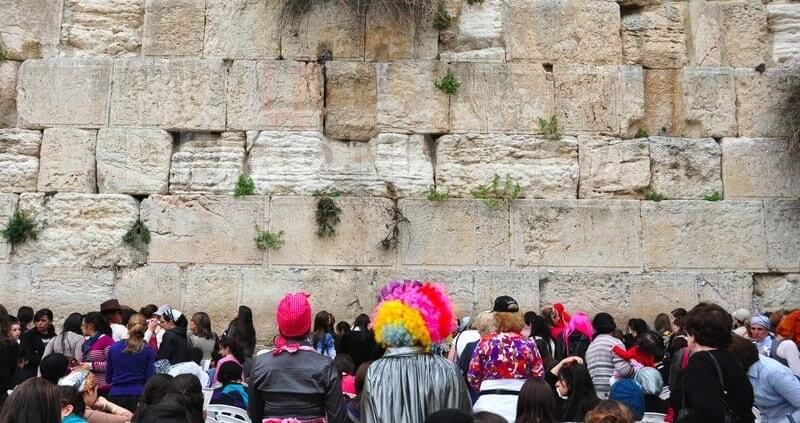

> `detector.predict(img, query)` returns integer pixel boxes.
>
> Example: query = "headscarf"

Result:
[58,369,97,393]
[610,379,645,420]
[372,280,456,349]
[732,309,750,323]
[751,314,771,330]
[634,367,664,396]
[776,310,800,344]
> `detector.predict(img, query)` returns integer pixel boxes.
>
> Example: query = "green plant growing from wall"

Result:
[1,211,37,246]
[380,206,409,250]
[234,174,256,197]
[0,46,6,62]
[644,190,666,202]
[122,220,150,248]
[704,191,723,202]
[426,186,449,203]
[313,190,342,237]
[635,128,649,138]
[434,69,460,95]
[470,174,522,209]
[255,228,285,250]
[433,3,453,30]
[538,116,562,140]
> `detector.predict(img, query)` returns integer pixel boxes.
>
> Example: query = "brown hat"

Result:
[100,299,122,313]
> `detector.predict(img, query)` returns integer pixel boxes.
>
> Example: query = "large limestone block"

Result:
[142,0,205,56]
[111,59,226,131]
[641,201,767,270]
[16,59,112,128]
[59,0,144,57]
[309,139,387,196]
[695,273,755,314]
[182,266,242,328]
[366,7,438,61]
[504,0,622,64]
[0,264,35,310]
[169,132,245,195]
[373,134,435,198]
[764,201,800,272]
[269,197,394,266]
[754,274,800,312]
[649,137,722,199]
[681,67,736,138]
[281,1,365,60]
[29,266,116,322]
[115,264,182,309]
[0,0,63,59]
[96,128,172,195]
[376,62,449,134]
[399,199,510,267]
[643,69,684,136]
[141,195,265,265]
[38,128,97,193]
[554,65,644,136]
[436,134,578,199]
[578,137,650,199]
[0,129,40,193]
[735,68,798,138]
[324,62,377,141]
[769,4,800,65]
[450,63,555,134]
[14,193,141,267]
[227,61,323,131]
[687,0,768,67]
[0,61,19,127]
[512,200,642,269]
[0,194,17,263]
[439,0,505,62]
[203,0,281,59]
[721,138,800,199]
[622,3,686,69]
[247,132,327,195]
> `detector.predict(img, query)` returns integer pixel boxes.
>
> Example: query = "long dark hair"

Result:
[0,304,10,345]
[172,374,204,423]
[60,313,83,354]
[558,363,599,421]
[218,335,245,363]
[230,306,256,353]
[82,312,111,336]
[136,374,175,417]
[191,312,213,340]
[312,311,332,346]
[0,378,62,423]
[516,378,557,423]
[353,314,370,331]
[34,308,56,335]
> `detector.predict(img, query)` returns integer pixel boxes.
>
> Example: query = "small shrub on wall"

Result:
[283,0,440,22]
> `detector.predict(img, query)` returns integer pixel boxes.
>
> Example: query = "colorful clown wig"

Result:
[372,280,456,349]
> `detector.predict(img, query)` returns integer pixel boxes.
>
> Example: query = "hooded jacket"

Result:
[157,325,190,365]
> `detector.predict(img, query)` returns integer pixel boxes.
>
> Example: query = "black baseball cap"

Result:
[493,296,519,313]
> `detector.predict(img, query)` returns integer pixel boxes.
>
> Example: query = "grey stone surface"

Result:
[169,132,245,195]
[203,0,281,59]
[0,0,63,60]
[142,0,205,56]
[0,129,40,193]
[0,61,19,127]
[37,128,97,193]
[764,201,800,272]
[376,62,450,134]
[721,138,800,199]
[578,137,650,199]
[754,273,800,312]
[648,137,722,200]
[59,0,144,57]
[97,128,172,195]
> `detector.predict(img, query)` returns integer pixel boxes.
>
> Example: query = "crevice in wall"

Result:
[425,134,439,188]
[165,131,179,195]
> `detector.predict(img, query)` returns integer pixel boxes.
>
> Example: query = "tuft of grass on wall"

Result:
[1,211,37,246]
[234,174,256,197]
[434,69,460,95]
[470,174,522,209]
[255,228,285,250]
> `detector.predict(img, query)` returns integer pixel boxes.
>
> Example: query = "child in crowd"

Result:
[210,362,248,410]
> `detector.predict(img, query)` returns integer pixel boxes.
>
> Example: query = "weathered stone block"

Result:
[59,0,144,57]
[399,199,510,266]
[687,0,768,67]
[281,1,365,60]
[439,0,505,62]
[0,264,34,311]
[504,0,622,64]
[110,59,226,131]
[649,137,722,199]
[641,201,766,270]
[643,69,683,136]
[721,138,800,199]
[373,134,435,198]
[227,61,323,131]
[365,7,438,61]
[622,3,686,69]
[769,4,800,65]
[0,194,17,263]
[755,274,800,312]
[97,128,172,195]
[554,65,644,136]
[30,266,116,322]
[15,193,141,267]
[38,128,97,193]
[694,272,755,314]
[681,67,736,138]
[142,0,205,56]
[578,137,650,199]
[376,62,449,134]
[436,134,578,199]
[0,129,40,193]
[764,201,800,272]
[0,61,19,127]
[247,131,327,195]
[309,139,387,196]
[203,0,281,59]
[141,195,265,265]
[513,200,642,269]
[735,68,798,138]
[324,62,377,141]
[0,0,63,59]
[269,197,394,266]
[17,59,112,128]
[450,63,555,134]
[169,132,245,195]
[115,264,182,309]
[182,266,242,329]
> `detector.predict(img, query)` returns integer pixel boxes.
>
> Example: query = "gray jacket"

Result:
[247,343,345,423]
[42,331,84,361]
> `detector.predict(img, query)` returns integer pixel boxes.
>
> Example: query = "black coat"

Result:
[338,329,383,370]
[554,332,591,361]
[19,327,55,371]
[158,326,191,365]
[0,341,18,407]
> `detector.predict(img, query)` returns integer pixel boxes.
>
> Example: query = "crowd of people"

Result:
[0,279,798,423]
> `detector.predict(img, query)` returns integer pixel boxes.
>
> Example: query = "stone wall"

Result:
[1,0,799,340]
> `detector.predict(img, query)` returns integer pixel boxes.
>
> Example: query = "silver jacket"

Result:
[361,347,472,423]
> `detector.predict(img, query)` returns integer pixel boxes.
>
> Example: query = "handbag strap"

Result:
[706,352,738,420]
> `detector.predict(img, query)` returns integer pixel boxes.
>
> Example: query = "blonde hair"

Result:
[472,311,496,336]
[494,311,525,333]
[124,314,147,354]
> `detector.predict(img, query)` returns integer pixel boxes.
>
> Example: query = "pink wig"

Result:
[562,312,595,353]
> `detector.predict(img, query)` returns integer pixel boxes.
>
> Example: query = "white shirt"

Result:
[169,361,210,388]
[775,339,800,377]
[110,323,128,342]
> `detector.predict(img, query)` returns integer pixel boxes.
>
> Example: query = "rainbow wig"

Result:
[372,280,456,349]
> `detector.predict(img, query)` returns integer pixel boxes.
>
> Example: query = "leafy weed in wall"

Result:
[313,190,342,237]
[255,228,285,250]
[471,174,522,209]
[2,211,37,246]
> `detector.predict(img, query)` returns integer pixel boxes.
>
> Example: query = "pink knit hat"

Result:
[276,292,312,338]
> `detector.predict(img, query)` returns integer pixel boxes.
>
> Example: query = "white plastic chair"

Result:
[640,412,667,423]
[207,404,251,423]
[205,416,218,423]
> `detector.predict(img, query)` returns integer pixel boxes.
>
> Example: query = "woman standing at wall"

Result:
[225,306,256,361]
[80,313,115,395]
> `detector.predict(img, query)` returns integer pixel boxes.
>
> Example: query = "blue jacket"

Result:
[748,355,800,423]
[106,341,155,397]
